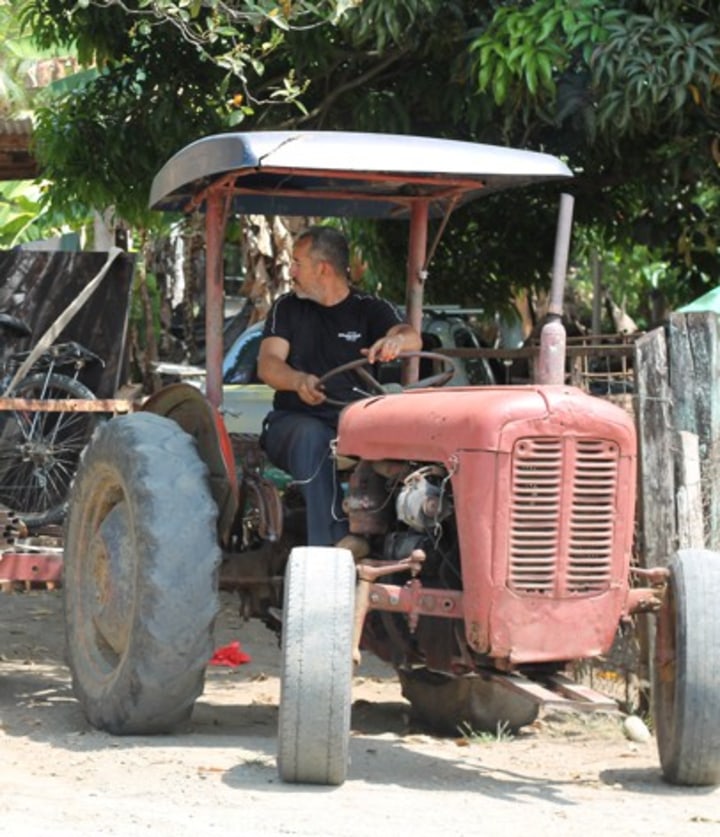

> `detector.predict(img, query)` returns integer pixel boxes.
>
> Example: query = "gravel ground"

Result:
[2,588,719,837]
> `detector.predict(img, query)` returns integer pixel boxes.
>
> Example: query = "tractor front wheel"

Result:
[654,548,720,785]
[277,546,355,785]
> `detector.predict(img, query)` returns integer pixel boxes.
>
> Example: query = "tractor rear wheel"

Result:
[654,548,720,785]
[64,412,221,734]
[277,546,355,785]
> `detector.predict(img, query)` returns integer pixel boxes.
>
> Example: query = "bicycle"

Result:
[0,313,104,529]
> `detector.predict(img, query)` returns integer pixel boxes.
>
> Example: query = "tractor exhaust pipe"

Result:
[535,192,574,385]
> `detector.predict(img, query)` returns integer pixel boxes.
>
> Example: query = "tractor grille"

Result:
[508,437,618,595]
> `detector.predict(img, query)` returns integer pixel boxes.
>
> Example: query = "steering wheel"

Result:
[317,351,456,407]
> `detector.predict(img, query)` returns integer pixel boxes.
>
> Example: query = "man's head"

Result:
[290,226,350,304]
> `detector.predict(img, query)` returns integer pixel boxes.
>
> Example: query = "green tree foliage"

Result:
[13,0,720,312]
[469,0,720,302]
[21,0,322,224]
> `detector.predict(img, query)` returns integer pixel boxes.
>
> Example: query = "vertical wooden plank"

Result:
[635,328,676,567]
[668,312,720,549]
[675,431,705,549]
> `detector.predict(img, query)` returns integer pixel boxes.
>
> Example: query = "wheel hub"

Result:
[21,440,55,467]
[89,501,135,661]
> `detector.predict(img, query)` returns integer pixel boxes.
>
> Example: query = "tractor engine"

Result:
[342,458,460,588]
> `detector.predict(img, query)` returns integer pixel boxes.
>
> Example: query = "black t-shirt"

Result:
[262,290,404,421]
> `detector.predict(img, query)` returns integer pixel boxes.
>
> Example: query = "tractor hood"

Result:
[336,386,637,463]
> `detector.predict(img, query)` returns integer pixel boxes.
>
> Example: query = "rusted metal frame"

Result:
[241,473,284,542]
[204,187,231,408]
[546,673,621,708]
[436,343,637,361]
[246,165,488,192]
[422,195,460,275]
[352,578,464,665]
[350,551,464,662]
[0,398,134,412]
[404,201,429,384]
[227,183,469,211]
[626,587,664,612]
[186,169,484,215]
[565,333,641,346]
[0,551,63,583]
[623,565,669,613]
[490,670,619,713]
[366,580,464,625]
[187,173,237,213]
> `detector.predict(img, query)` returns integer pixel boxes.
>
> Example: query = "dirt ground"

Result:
[1,588,719,837]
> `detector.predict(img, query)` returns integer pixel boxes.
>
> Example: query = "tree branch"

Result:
[275,46,410,129]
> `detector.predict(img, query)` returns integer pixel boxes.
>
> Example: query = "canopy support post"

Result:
[404,201,429,384]
[205,188,228,408]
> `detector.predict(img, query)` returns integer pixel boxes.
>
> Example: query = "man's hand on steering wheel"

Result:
[317,351,456,407]
[296,371,326,405]
[362,333,405,364]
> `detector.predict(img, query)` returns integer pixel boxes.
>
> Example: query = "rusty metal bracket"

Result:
[351,549,467,664]
[0,397,134,413]
[0,551,63,585]
[626,565,669,614]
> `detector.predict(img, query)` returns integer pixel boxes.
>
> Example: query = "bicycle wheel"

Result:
[0,372,101,528]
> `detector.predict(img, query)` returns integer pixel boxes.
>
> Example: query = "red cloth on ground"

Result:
[209,640,252,666]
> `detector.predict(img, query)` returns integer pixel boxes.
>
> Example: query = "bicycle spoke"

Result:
[0,372,100,525]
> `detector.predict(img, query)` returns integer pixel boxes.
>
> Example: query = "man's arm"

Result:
[364,323,422,364]
[257,335,326,405]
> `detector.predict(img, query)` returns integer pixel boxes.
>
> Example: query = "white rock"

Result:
[622,715,652,743]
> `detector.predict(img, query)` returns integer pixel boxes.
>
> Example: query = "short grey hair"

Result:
[296,226,349,278]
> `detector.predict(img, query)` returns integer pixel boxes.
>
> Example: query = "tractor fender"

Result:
[142,382,238,544]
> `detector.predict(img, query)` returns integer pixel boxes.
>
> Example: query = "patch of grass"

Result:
[456,719,514,744]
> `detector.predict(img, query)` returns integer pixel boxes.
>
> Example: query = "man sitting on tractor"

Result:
[258,225,421,546]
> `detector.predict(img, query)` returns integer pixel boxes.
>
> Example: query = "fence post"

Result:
[667,312,720,550]
[675,431,705,549]
[635,328,676,567]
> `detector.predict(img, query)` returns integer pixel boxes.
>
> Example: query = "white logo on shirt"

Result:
[338,331,362,342]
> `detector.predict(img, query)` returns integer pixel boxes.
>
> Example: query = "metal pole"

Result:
[535,193,574,385]
[548,192,575,317]
[404,201,428,384]
[205,189,226,408]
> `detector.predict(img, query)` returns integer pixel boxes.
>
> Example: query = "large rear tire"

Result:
[63,412,221,734]
[277,546,355,785]
[654,548,720,785]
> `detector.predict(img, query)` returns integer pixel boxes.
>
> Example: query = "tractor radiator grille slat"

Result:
[508,437,619,596]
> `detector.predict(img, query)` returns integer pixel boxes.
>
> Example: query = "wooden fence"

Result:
[637,312,720,564]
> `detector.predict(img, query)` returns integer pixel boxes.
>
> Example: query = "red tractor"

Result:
[63,131,720,787]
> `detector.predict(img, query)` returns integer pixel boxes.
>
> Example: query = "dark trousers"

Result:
[262,410,349,546]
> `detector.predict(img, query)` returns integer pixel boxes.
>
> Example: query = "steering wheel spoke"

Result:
[317,351,455,407]
[354,365,388,395]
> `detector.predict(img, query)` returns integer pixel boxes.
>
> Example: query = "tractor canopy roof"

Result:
[149,130,572,218]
